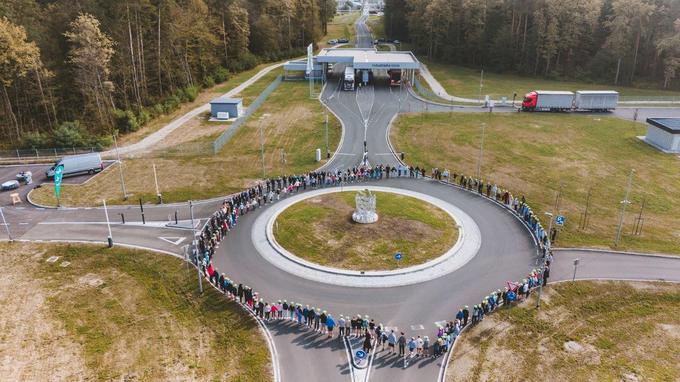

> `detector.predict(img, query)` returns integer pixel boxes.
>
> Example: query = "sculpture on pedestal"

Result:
[352,189,378,224]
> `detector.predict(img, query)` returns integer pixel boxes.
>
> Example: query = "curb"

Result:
[553,247,680,260]
[317,81,346,172]
[344,336,372,370]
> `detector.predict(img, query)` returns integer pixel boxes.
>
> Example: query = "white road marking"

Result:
[158,236,186,245]
[46,256,59,263]
[410,324,424,331]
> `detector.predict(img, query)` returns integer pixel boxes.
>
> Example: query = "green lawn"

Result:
[390,112,680,254]
[274,191,459,271]
[449,281,680,381]
[425,60,680,99]
[0,242,270,381]
[31,79,342,206]
[366,15,385,40]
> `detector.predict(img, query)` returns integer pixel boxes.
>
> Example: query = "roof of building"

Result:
[576,90,619,95]
[210,95,242,105]
[315,48,420,70]
[646,118,680,134]
[535,90,575,95]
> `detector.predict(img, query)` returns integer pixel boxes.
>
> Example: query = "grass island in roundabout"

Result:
[272,190,459,271]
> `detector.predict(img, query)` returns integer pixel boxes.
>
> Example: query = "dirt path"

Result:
[104,62,285,159]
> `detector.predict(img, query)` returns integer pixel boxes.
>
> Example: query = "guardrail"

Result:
[212,75,283,154]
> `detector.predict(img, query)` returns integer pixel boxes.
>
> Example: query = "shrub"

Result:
[113,109,139,134]
[164,95,181,113]
[52,121,86,148]
[213,67,230,83]
[202,75,215,88]
[183,85,199,102]
[153,103,164,116]
[137,109,151,126]
[22,131,49,148]
[91,134,113,151]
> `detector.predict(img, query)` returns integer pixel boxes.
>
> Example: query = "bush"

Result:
[183,85,199,102]
[137,109,151,126]
[213,67,230,83]
[22,131,49,148]
[52,121,86,148]
[113,109,139,134]
[153,103,164,117]
[202,75,215,88]
[164,95,181,113]
[91,134,113,151]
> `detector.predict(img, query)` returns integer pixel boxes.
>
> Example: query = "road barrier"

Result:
[212,75,283,154]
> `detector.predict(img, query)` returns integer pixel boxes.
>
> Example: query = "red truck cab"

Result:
[522,91,537,111]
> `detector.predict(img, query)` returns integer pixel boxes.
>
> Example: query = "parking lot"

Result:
[0,162,112,207]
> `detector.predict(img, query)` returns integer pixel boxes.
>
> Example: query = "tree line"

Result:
[0,0,336,149]
[384,0,680,90]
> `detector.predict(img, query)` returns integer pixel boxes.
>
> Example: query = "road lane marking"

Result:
[158,237,186,245]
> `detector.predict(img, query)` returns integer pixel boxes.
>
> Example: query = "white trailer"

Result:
[534,91,574,111]
[574,90,619,111]
[343,66,355,91]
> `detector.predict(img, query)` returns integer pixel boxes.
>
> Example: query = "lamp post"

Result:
[112,133,128,200]
[536,211,554,309]
[103,199,113,248]
[614,169,635,247]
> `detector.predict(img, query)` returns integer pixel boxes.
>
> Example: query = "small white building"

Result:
[644,118,680,153]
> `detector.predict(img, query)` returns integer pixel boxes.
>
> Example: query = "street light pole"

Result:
[190,200,203,293]
[0,206,12,241]
[325,110,329,158]
[614,169,635,247]
[259,116,267,179]
[113,133,128,200]
[476,123,486,179]
[103,199,113,248]
[536,211,554,309]
[153,163,162,204]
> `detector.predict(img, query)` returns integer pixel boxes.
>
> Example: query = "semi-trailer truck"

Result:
[522,90,618,112]
[344,67,355,91]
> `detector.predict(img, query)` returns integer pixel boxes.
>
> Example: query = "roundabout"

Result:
[272,190,460,271]
[255,185,480,287]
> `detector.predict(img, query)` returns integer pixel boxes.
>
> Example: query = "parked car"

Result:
[338,38,349,43]
[328,39,338,45]
[46,153,103,179]
[1,180,19,191]
[393,39,400,44]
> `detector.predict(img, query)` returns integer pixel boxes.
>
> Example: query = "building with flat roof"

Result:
[644,118,680,153]
[210,96,242,120]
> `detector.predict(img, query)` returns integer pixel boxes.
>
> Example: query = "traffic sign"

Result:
[355,350,366,359]
[394,252,402,261]
[556,215,565,226]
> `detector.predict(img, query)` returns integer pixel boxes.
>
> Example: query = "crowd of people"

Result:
[189,161,552,364]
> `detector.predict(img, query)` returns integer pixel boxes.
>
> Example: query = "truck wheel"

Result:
[88,169,94,175]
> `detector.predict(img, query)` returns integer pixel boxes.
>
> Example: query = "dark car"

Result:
[338,38,349,43]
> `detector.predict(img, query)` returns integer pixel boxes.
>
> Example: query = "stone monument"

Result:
[352,189,378,224]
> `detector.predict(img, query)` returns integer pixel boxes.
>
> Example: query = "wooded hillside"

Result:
[384,0,680,90]
[0,0,336,149]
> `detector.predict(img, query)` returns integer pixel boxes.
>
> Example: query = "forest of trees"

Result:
[0,0,336,149]
[384,0,680,90]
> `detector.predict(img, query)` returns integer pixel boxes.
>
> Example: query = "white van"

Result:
[46,153,103,178]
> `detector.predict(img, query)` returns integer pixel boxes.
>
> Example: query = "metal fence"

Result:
[0,147,98,161]
[212,75,283,154]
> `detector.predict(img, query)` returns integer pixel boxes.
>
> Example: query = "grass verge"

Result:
[424,60,680,99]
[274,191,458,271]
[0,242,270,381]
[30,79,341,207]
[320,11,361,48]
[390,112,680,254]
[448,281,680,381]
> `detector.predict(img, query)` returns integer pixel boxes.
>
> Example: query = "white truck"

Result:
[522,90,619,112]
[46,153,103,178]
[574,90,619,111]
[343,66,355,91]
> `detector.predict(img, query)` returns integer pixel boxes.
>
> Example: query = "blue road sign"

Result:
[356,350,366,359]
[556,215,565,226]
[394,252,402,261]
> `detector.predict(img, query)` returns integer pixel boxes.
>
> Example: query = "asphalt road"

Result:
[1,5,679,382]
